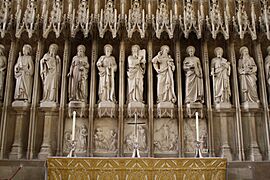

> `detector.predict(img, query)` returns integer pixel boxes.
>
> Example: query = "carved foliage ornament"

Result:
[126,0,146,39]
[233,0,257,40]
[259,0,270,40]
[0,0,12,38]
[98,0,120,38]
[206,0,229,40]
[70,0,93,38]
[16,0,39,38]
[43,0,66,38]
[180,0,204,39]
[152,0,176,39]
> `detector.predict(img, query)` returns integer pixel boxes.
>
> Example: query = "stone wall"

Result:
[0,0,269,161]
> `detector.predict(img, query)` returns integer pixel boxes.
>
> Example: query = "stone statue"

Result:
[152,45,176,103]
[68,45,89,102]
[108,129,117,151]
[265,46,270,96]
[211,47,231,105]
[127,45,146,103]
[40,44,61,104]
[79,124,88,152]
[183,46,204,104]
[14,44,34,102]
[94,128,107,150]
[238,46,259,104]
[97,44,117,102]
[0,45,7,100]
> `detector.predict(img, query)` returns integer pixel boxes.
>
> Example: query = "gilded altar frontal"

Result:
[0,0,270,171]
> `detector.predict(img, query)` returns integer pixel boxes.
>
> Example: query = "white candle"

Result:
[174,2,177,16]
[72,111,76,141]
[195,112,199,141]
[148,2,151,16]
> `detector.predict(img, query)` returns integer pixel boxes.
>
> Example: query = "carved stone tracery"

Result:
[70,0,93,38]
[16,0,39,38]
[43,0,66,38]
[179,0,204,39]
[126,0,146,39]
[233,0,257,40]
[206,0,229,40]
[0,0,12,38]
[152,0,176,39]
[98,0,120,38]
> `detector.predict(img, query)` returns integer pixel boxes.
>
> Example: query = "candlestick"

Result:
[72,111,76,141]
[195,112,199,141]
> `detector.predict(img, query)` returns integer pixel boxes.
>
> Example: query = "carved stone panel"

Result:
[93,118,118,155]
[184,117,208,155]
[124,118,147,154]
[154,118,178,154]
[63,117,88,156]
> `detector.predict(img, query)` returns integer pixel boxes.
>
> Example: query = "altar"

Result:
[47,157,227,180]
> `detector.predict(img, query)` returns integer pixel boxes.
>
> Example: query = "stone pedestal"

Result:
[12,100,31,107]
[9,108,30,159]
[242,102,259,109]
[68,101,87,117]
[157,102,174,118]
[40,101,58,108]
[127,101,145,117]
[186,102,203,118]
[215,102,232,110]
[98,101,116,117]
[38,111,58,159]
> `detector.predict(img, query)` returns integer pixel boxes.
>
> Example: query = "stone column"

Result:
[56,39,71,156]
[244,112,262,161]
[175,40,184,157]
[38,110,58,159]
[254,41,270,160]
[201,39,213,156]
[28,40,43,159]
[0,40,17,159]
[147,40,153,156]
[9,108,30,159]
[119,40,125,156]
[219,113,233,160]
[228,41,244,161]
[89,38,98,157]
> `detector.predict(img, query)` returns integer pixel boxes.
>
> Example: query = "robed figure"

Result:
[127,45,146,103]
[14,44,34,102]
[211,47,231,104]
[68,45,89,102]
[238,46,259,104]
[40,44,61,103]
[97,44,117,102]
[265,46,270,97]
[183,46,204,104]
[0,45,7,100]
[152,45,176,103]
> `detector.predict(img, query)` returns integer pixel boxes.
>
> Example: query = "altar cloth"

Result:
[47,157,227,180]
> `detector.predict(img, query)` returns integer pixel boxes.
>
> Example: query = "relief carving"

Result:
[0,45,7,100]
